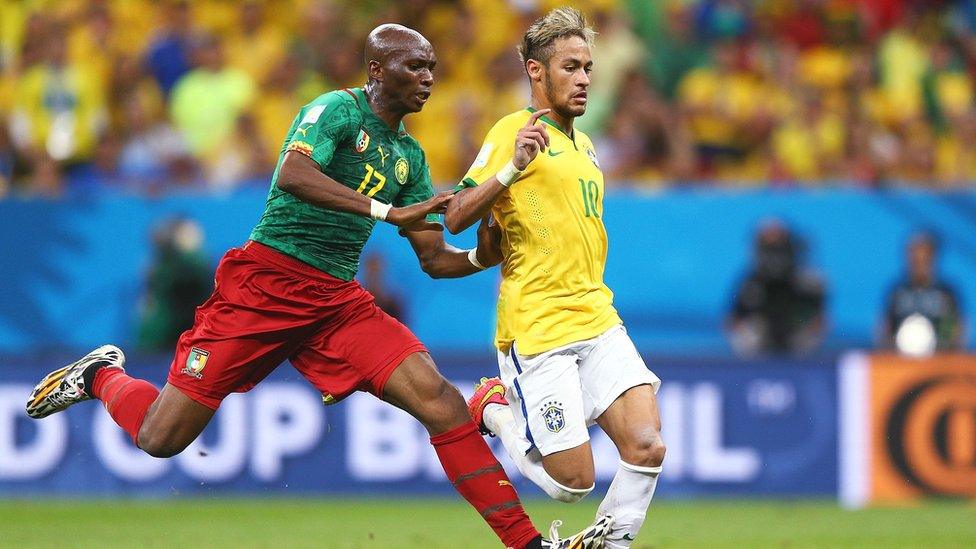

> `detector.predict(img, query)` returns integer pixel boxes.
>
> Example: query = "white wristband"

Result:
[370,199,392,221]
[495,160,523,187]
[467,248,486,270]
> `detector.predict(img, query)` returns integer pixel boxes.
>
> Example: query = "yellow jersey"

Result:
[460,108,621,355]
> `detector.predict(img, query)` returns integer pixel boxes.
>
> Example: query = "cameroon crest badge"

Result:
[182,348,210,379]
[395,158,409,184]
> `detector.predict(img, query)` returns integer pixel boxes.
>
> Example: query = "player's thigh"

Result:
[381,351,469,433]
[291,295,427,407]
[166,245,320,410]
[581,326,664,465]
[579,325,661,423]
[138,383,215,455]
[500,344,591,462]
[594,384,665,466]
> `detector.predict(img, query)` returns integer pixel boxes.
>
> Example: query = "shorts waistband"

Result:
[242,240,353,286]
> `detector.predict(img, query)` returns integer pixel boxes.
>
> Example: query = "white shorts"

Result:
[497,324,661,456]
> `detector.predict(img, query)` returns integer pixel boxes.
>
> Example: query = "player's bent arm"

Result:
[445,110,550,234]
[403,222,501,279]
[444,181,507,234]
[277,152,451,226]
[277,151,374,216]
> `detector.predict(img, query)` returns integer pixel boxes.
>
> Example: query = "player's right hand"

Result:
[513,108,551,171]
[386,191,454,226]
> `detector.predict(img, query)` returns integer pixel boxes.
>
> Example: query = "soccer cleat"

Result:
[542,515,614,549]
[467,376,508,436]
[25,344,125,419]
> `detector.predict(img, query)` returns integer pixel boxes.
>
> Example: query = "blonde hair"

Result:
[518,7,596,67]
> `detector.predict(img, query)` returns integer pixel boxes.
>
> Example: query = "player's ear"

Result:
[525,59,544,83]
[368,59,383,81]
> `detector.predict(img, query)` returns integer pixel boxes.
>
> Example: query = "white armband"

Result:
[370,199,392,221]
[495,160,523,187]
[467,248,486,270]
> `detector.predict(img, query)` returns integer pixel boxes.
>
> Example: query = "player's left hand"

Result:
[386,191,454,226]
[475,213,503,267]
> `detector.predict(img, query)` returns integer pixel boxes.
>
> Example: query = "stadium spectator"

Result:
[145,0,194,97]
[9,21,106,175]
[224,1,286,85]
[137,217,213,352]
[117,93,196,192]
[169,34,256,178]
[881,232,963,356]
[251,51,325,167]
[205,112,271,190]
[576,7,645,136]
[727,219,826,356]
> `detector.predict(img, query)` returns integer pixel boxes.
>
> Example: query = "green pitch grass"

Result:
[1,498,973,548]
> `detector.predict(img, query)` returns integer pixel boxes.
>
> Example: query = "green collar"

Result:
[526,106,575,144]
[350,87,407,136]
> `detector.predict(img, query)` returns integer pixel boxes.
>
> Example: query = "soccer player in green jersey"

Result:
[26,24,610,549]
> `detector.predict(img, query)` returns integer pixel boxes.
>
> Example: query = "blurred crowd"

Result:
[2,0,976,198]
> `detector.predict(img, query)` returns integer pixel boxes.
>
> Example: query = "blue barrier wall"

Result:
[2,189,976,354]
[0,354,837,498]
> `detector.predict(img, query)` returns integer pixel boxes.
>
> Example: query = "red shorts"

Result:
[166,241,426,410]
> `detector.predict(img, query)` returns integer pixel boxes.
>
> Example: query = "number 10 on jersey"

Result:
[579,178,600,218]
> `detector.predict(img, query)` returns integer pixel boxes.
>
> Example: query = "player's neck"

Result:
[363,83,405,130]
[530,99,573,136]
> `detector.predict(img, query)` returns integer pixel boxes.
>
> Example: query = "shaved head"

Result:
[361,23,436,121]
[364,23,431,65]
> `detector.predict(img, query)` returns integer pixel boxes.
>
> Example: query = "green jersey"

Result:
[250,87,436,281]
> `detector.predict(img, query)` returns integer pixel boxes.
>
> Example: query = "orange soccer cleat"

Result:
[467,376,509,436]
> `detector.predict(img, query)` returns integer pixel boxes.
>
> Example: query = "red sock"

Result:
[91,368,159,445]
[431,421,539,548]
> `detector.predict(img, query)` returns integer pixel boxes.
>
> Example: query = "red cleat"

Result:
[467,377,508,436]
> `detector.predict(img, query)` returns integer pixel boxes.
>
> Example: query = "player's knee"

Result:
[545,472,594,503]
[622,434,666,469]
[418,377,469,427]
[548,469,595,493]
[137,426,190,458]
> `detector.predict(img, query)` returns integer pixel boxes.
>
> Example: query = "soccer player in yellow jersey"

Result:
[445,8,665,548]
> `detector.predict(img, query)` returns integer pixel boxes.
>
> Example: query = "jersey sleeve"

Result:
[284,95,356,170]
[455,118,517,191]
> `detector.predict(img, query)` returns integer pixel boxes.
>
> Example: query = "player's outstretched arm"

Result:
[404,215,501,278]
[444,109,550,234]
[278,152,452,227]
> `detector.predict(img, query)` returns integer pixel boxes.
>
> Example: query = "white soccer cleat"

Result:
[542,515,614,549]
[25,344,125,419]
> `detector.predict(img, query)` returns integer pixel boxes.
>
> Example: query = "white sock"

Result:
[484,403,592,503]
[597,459,661,548]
